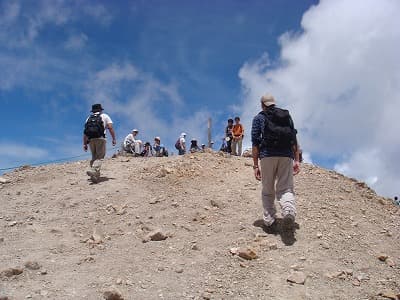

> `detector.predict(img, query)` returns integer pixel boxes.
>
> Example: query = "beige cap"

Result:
[260,94,276,107]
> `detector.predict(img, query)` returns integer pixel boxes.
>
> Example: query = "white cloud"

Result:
[81,3,113,26]
[0,2,21,25]
[64,32,88,50]
[238,0,400,197]
[0,1,114,47]
[84,62,213,148]
[0,143,48,160]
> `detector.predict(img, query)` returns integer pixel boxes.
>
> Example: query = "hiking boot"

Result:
[282,214,295,232]
[87,170,100,183]
[263,220,279,234]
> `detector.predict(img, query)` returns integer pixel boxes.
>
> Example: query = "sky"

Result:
[0,0,399,198]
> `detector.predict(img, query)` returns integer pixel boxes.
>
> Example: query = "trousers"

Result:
[89,138,106,174]
[260,156,296,226]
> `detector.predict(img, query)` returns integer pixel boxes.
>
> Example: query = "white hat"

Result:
[132,129,139,132]
[260,94,276,107]
[154,136,160,141]
[181,132,187,136]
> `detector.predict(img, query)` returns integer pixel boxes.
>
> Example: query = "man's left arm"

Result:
[107,123,117,146]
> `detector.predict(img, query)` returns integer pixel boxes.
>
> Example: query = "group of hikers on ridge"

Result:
[123,130,210,157]
[220,116,245,156]
[122,129,169,158]
[174,132,212,155]
[83,95,301,238]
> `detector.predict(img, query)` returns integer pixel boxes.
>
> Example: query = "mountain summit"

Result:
[1,152,399,299]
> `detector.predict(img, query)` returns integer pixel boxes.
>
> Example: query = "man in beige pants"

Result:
[251,94,300,236]
[83,104,116,183]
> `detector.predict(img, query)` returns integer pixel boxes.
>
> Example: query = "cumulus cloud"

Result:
[0,0,113,47]
[64,32,88,50]
[84,62,212,146]
[0,143,48,161]
[238,0,400,197]
[81,3,113,26]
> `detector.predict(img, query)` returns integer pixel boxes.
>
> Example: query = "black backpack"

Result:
[260,107,297,150]
[84,114,105,139]
[175,139,181,150]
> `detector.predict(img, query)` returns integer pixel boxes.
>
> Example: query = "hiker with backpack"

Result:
[140,142,154,157]
[175,132,186,155]
[190,138,201,153]
[251,94,300,238]
[153,137,168,157]
[123,129,142,155]
[225,118,234,154]
[231,116,244,156]
[83,104,116,183]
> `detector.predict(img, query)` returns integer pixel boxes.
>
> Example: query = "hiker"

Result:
[175,132,186,155]
[153,137,168,157]
[225,118,234,153]
[83,103,116,183]
[140,142,153,157]
[231,116,244,156]
[251,94,300,236]
[123,129,142,155]
[190,138,201,153]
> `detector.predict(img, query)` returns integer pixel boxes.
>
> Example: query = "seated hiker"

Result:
[153,137,168,157]
[140,142,153,157]
[190,138,201,153]
[123,129,142,155]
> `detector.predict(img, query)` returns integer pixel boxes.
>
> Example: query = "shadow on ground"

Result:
[253,218,300,246]
[88,177,115,185]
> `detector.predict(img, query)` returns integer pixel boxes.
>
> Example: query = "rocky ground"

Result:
[0,152,399,300]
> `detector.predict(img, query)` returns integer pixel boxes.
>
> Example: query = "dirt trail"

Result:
[0,152,399,300]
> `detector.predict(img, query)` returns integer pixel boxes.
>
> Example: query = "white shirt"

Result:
[124,133,136,147]
[180,136,186,149]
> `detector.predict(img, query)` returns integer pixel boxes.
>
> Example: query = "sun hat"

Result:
[91,104,104,112]
[260,94,276,107]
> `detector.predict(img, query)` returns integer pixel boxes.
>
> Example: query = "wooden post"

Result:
[207,118,212,148]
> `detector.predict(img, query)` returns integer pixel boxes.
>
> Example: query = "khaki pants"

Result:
[89,138,106,174]
[231,137,243,156]
[260,156,296,226]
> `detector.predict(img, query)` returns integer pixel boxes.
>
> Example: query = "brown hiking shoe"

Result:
[86,170,99,183]
[282,214,295,232]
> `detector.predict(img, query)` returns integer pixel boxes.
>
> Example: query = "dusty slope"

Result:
[0,152,399,300]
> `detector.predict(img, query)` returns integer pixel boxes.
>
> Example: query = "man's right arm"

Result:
[83,134,88,151]
[251,116,261,180]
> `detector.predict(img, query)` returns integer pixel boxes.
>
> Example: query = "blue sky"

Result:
[1,0,399,198]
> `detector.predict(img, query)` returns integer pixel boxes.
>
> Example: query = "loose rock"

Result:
[378,291,400,300]
[287,271,306,284]
[238,248,258,260]
[103,289,124,300]
[143,230,168,242]
[378,254,389,262]
[1,267,23,278]
[91,228,104,244]
[0,177,9,184]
